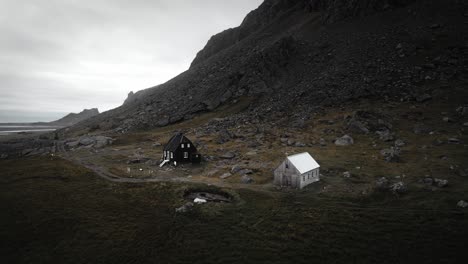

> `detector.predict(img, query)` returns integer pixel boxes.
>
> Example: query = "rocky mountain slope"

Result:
[43,108,100,127]
[64,0,467,136]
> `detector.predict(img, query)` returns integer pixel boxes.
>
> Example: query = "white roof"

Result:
[287,152,320,174]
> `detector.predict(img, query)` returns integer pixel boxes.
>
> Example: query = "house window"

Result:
[181,144,184,148]
[303,175,305,181]
[170,152,173,159]
[187,143,191,148]
[285,163,289,169]
[184,152,188,159]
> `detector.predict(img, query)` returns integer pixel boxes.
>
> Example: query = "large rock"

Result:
[394,139,406,147]
[335,135,354,146]
[457,200,468,208]
[347,120,369,134]
[377,130,394,142]
[175,202,194,213]
[79,137,95,146]
[390,181,407,194]
[294,141,306,147]
[94,136,113,148]
[343,171,351,178]
[434,178,448,187]
[220,173,232,179]
[422,177,434,185]
[456,106,468,116]
[380,147,401,162]
[220,152,236,159]
[241,175,254,184]
[415,93,432,103]
[376,177,389,190]
[231,165,243,174]
[319,138,327,146]
[66,141,80,148]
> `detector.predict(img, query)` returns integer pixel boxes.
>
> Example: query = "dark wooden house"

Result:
[161,133,201,166]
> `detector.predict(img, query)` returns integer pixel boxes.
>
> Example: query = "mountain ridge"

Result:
[62,0,467,137]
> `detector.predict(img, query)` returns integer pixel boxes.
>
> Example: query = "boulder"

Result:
[390,182,407,194]
[66,141,80,148]
[376,177,389,190]
[457,200,468,208]
[294,142,306,147]
[415,93,432,103]
[335,135,354,146]
[175,202,194,213]
[343,171,351,178]
[394,139,406,147]
[220,152,236,159]
[442,117,453,123]
[422,177,433,185]
[434,178,448,188]
[79,137,95,146]
[231,165,243,174]
[377,130,394,142]
[220,173,232,179]
[241,175,254,184]
[348,120,369,134]
[93,136,113,148]
[380,147,401,162]
[319,138,327,146]
[456,106,468,116]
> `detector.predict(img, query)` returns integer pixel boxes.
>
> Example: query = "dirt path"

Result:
[55,141,271,191]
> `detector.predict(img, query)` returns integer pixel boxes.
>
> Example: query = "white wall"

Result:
[299,168,320,189]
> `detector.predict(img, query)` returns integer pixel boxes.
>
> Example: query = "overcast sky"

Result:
[0,0,263,122]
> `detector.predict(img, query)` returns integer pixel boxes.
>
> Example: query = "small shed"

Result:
[161,133,201,167]
[274,152,320,189]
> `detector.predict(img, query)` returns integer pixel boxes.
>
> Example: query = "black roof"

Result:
[164,133,193,152]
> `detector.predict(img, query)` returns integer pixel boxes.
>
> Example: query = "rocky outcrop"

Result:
[65,136,114,150]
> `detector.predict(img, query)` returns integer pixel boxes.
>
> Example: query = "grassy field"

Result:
[1,156,467,263]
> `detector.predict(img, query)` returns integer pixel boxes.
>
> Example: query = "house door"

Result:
[282,175,292,186]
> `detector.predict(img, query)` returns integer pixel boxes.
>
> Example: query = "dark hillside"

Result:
[63,0,467,136]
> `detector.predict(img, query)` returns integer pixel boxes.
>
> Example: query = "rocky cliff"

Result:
[191,0,416,68]
[64,0,467,136]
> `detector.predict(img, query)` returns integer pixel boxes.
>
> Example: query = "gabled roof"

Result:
[164,133,184,152]
[164,133,194,152]
[287,152,320,174]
